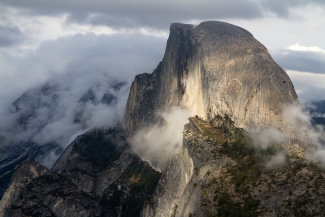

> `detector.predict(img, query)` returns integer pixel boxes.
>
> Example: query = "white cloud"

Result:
[287,43,325,54]
[129,107,190,169]
[222,4,325,53]
[249,127,288,150]
[266,151,287,169]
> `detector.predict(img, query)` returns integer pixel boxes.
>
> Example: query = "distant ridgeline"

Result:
[309,100,325,127]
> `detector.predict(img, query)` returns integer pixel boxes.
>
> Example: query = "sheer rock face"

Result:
[124,21,297,135]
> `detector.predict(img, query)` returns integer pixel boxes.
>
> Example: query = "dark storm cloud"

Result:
[260,0,325,16]
[65,0,263,29]
[0,24,24,47]
[274,50,325,74]
[1,0,263,29]
[2,0,325,30]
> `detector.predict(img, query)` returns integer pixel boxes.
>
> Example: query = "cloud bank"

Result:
[2,0,325,30]
[0,32,165,167]
[0,33,165,114]
[0,1,262,29]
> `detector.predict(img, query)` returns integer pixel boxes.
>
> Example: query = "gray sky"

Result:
[0,0,324,106]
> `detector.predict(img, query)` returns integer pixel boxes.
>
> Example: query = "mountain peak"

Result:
[124,20,297,135]
[170,21,254,41]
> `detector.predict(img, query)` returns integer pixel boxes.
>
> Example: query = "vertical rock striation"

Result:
[124,21,298,135]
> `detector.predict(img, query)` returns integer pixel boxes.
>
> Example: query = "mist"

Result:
[248,127,289,150]
[266,151,287,169]
[127,103,325,170]
[245,103,325,168]
[282,104,325,148]
[248,104,324,150]
[0,33,165,167]
[129,107,190,169]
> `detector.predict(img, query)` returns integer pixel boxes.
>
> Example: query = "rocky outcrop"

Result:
[143,116,325,217]
[0,128,161,217]
[1,161,103,217]
[0,161,49,217]
[124,21,297,135]
[0,141,61,198]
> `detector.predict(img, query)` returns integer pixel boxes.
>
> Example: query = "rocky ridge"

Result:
[3,116,325,216]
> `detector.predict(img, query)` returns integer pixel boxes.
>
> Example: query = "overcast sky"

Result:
[0,0,324,107]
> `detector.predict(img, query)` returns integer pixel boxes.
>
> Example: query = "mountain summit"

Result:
[124,21,297,135]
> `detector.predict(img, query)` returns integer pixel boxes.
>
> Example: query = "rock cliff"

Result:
[142,116,325,217]
[124,21,297,135]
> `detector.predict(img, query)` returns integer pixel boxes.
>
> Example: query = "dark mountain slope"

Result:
[1,128,160,217]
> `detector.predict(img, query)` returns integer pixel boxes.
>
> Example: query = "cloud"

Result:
[272,43,325,77]
[259,0,325,16]
[276,51,325,75]
[0,33,165,114]
[248,103,325,167]
[248,127,288,150]
[266,151,287,169]
[0,32,165,168]
[287,43,325,54]
[0,1,263,30]
[286,70,325,102]
[129,107,190,169]
[0,24,24,47]
[270,43,325,102]
[2,0,325,31]
[313,150,325,167]
[282,104,325,148]
[281,104,325,165]
[250,103,325,167]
